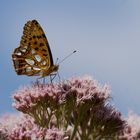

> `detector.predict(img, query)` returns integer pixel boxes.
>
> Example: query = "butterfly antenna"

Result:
[58,50,76,64]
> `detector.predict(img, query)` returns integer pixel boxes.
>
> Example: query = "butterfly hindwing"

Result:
[12,20,54,76]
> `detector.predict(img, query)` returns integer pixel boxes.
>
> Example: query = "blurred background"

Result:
[0,0,140,116]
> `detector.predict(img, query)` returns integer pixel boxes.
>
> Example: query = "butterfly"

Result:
[12,20,59,78]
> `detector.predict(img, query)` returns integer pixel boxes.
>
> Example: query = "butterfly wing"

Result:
[12,20,54,76]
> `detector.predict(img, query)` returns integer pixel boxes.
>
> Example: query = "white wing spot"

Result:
[20,46,28,53]
[31,49,36,54]
[15,51,22,56]
[26,67,32,72]
[34,55,41,62]
[33,67,41,70]
[41,60,47,65]
[25,58,35,65]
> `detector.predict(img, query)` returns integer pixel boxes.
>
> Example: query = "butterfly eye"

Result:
[34,55,41,62]
[25,58,35,65]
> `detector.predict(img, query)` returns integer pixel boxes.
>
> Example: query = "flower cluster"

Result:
[119,111,140,139]
[0,75,127,139]
[0,113,67,140]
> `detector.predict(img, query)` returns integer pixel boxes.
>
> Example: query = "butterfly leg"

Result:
[57,71,61,83]
[50,74,55,84]
[35,77,42,87]
[49,73,57,83]
[57,71,62,89]
[36,76,45,85]
[36,77,40,83]
[50,75,53,84]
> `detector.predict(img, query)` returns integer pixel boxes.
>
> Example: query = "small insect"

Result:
[12,20,59,79]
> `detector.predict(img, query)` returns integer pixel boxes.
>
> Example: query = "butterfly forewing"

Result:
[12,20,54,76]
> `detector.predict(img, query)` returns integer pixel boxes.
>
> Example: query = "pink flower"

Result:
[12,75,110,113]
[119,111,140,139]
[11,75,126,139]
[0,75,129,139]
[0,113,67,140]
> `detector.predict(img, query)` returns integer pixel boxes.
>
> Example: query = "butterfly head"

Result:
[41,64,59,78]
[51,64,59,72]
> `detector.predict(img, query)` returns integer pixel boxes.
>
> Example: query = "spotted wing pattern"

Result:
[12,20,54,76]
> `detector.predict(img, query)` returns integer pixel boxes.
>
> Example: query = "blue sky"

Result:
[0,0,140,116]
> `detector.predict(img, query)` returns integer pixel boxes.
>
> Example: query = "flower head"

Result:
[12,75,110,113]
[0,113,67,140]
[119,111,140,139]
[11,75,125,139]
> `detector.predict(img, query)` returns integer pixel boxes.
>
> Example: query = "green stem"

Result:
[70,121,79,140]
